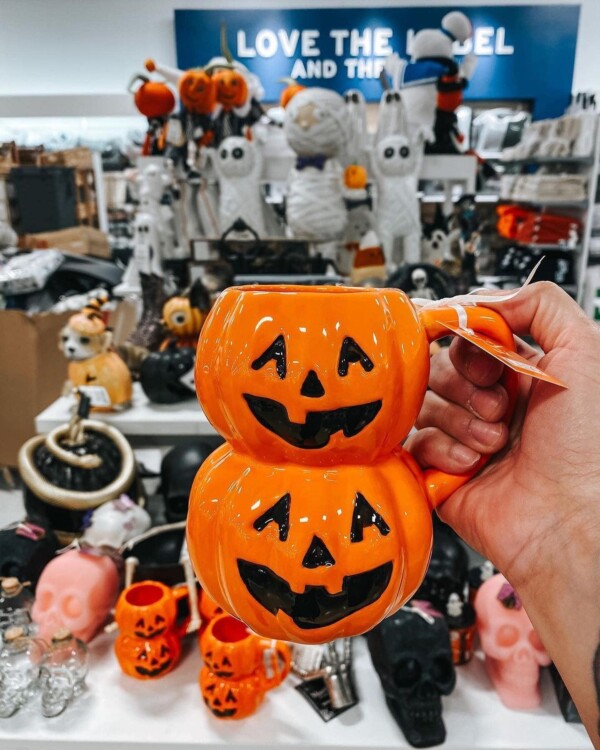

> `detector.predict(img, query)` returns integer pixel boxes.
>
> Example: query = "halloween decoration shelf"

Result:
[367,604,456,748]
[187,284,528,645]
[474,574,551,709]
[18,395,139,543]
[59,294,132,413]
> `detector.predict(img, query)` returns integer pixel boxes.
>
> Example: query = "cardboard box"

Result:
[0,309,71,467]
[0,300,138,467]
[20,226,111,258]
[40,148,94,171]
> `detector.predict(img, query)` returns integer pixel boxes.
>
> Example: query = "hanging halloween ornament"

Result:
[129,73,175,156]
[59,293,132,412]
[474,574,551,709]
[209,136,266,237]
[367,604,456,748]
[187,283,563,645]
[284,87,349,260]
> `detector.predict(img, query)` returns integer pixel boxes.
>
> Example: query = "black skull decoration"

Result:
[414,517,468,612]
[366,605,456,748]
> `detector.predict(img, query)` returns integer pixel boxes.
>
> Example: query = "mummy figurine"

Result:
[371,132,425,266]
[284,87,349,258]
[210,136,265,237]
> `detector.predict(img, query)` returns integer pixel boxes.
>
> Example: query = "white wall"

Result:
[0,0,597,108]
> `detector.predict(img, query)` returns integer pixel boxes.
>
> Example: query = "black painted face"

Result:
[367,608,456,748]
[134,643,172,677]
[203,650,234,678]
[238,490,393,630]
[203,683,238,718]
[243,336,382,449]
[134,614,167,638]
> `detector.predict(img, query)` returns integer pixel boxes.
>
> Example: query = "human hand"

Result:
[407,281,600,594]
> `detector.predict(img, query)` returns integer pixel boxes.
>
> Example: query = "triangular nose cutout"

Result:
[302,535,336,568]
[301,370,325,398]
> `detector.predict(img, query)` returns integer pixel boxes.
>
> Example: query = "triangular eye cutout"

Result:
[253,493,291,542]
[338,337,374,376]
[251,335,287,379]
[350,492,390,542]
[226,689,237,703]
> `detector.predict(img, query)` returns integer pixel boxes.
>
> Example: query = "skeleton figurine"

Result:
[408,268,437,301]
[209,136,265,237]
[367,605,456,748]
[292,639,357,711]
[371,131,425,266]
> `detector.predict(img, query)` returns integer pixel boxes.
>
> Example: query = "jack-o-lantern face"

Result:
[200,666,264,719]
[213,69,248,110]
[163,297,205,341]
[187,445,433,643]
[115,632,180,679]
[195,286,430,465]
[115,581,177,638]
[179,69,216,115]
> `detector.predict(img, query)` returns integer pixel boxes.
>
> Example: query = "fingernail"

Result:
[470,388,503,418]
[450,443,481,466]
[469,419,503,445]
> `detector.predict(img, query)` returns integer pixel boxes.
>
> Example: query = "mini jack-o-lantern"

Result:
[280,81,306,109]
[200,666,263,719]
[200,614,291,681]
[189,285,520,644]
[179,68,216,115]
[133,77,175,119]
[115,632,180,679]
[213,68,248,111]
[344,164,368,191]
[114,581,177,638]
[160,280,211,351]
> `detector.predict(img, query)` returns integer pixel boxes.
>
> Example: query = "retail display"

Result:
[187,284,529,644]
[59,294,132,412]
[367,603,456,748]
[474,574,551,710]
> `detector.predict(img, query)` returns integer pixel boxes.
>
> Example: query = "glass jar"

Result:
[39,629,88,717]
[0,626,46,718]
[0,578,34,639]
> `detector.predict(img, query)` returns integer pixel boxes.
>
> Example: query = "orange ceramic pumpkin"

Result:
[179,69,216,115]
[115,581,178,638]
[200,613,291,681]
[161,296,206,350]
[200,667,264,719]
[344,164,368,190]
[133,77,176,119]
[189,286,519,644]
[213,68,248,110]
[115,632,181,679]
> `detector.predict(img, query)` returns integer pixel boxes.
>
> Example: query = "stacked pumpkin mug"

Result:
[198,608,291,720]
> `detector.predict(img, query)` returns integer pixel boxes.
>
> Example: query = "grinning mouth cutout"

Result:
[214,670,234,678]
[237,559,393,630]
[243,394,382,449]
[135,660,172,677]
[134,628,166,638]
[208,707,237,718]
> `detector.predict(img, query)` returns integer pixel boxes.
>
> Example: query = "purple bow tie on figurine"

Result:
[296,154,328,171]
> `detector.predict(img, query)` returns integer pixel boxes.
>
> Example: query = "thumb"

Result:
[482,281,587,354]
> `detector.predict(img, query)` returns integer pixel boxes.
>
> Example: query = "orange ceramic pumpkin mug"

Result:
[200,613,291,684]
[187,285,520,644]
[200,666,267,720]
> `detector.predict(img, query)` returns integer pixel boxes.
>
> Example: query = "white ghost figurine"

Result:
[284,88,349,251]
[210,136,265,237]
[343,88,368,165]
[371,132,425,266]
[375,89,407,145]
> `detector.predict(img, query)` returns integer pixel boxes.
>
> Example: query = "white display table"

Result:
[35,383,217,445]
[0,633,590,750]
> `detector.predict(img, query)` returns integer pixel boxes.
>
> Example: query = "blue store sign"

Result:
[175,5,580,119]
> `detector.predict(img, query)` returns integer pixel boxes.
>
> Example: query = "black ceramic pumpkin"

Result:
[139,345,196,404]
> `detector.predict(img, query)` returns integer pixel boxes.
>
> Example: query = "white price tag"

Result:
[78,385,112,407]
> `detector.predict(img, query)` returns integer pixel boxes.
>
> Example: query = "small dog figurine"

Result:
[60,293,132,411]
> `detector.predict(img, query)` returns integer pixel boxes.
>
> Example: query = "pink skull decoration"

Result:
[474,573,551,709]
[32,549,119,643]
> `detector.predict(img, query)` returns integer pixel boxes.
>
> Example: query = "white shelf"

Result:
[35,382,217,439]
[0,633,590,750]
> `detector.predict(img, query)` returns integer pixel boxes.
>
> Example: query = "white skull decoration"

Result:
[32,549,120,644]
[474,574,551,710]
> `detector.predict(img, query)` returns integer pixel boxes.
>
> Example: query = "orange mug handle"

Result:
[418,304,519,509]
[259,639,292,690]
